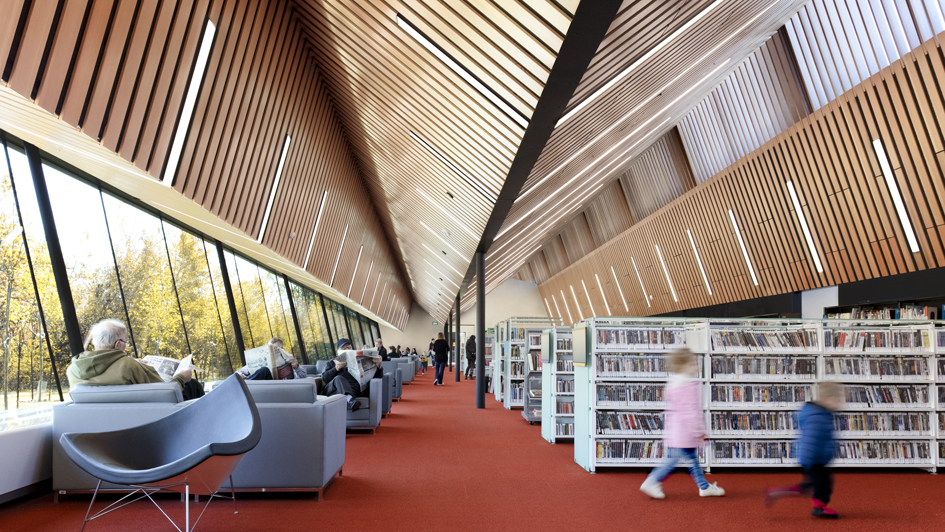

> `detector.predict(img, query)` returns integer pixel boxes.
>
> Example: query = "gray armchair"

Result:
[397,359,415,384]
[381,361,403,400]
[346,378,383,432]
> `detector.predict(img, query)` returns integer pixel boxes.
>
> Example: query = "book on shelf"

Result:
[556,338,573,350]
[824,356,928,380]
[557,401,575,414]
[823,329,930,352]
[843,384,929,408]
[710,411,799,435]
[834,440,930,463]
[597,383,664,407]
[596,354,677,378]
[556,422,575,436]
[710,328,818,352]
[556,379,575,393]
[510,361,525,377]
[509,382,524,401]
[825,306,934,320]
[834,412,930,435]
[712,440,798,463]
[711,355,815,380]
[510,328,527,341]
[937,359,945,379]
[937,330,945,349]
[938,413,944,432]
[596,439,663,462]
[596,411,664,435]
[509,345,522,359]
[529,334,542,347]
[710,384,812,407]
[528,351,542,371]
[938,386,945,403]
[595,328,687,350]
[556,359,574,372]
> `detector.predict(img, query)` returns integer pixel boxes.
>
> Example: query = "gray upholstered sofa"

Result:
[53,379,347,499]
[381,361,403,400]
[303,364,386,430]
[396,358,415,384]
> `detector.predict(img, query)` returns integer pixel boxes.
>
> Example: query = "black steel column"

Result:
[319,294,335,355]
[25,144,83,357]
[283,274,308,364]
[454,294,460,382]
[475,252,485,408]
[215,241,246,364]
[447,310,452,372]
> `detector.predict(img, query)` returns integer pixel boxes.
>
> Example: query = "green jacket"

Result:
[66,349,186,390]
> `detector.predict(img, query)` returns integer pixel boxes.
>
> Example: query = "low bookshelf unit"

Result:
[502,317,562,411]
[541,326,575,443]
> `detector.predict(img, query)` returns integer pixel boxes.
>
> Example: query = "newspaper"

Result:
[334,348,380,391]
[244,344,297,378]
[140,354,203,382]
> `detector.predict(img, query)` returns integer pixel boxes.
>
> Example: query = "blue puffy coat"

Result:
[797,401,835,468]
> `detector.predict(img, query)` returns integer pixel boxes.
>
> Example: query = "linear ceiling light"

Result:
[729,210,759,285]
[569,285,584,321]
[419,220,470,262]
[375,280,387,313]
[256,135,291,243]
[329,224,349,287]
[595,274,611,315]
[360,260,374,304]
[544,297,552,317]
[411,134,498,203]
[423,259,459,289]
[786,181,824,272]
[164,20,216,186]
[631,257,651,308]
[872,139,919,253]
[611,266,628,311]
[557,0,726,127]
[560,290,573,324]
[347,245,363,297]
[383,288,393,318]
[551,294,562,318]
[687,230,712,295]
[417,187,479,238]
[397,15,528,128]
[654,245,678,302]
[303,190,328,269]
[581,279,596,317]
[421,243,464,276]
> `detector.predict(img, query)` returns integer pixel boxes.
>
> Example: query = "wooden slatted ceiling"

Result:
[288,0,573,319]
[0,0,411,327]
[583,180,633,246]
[485,0,810,299]
[536,35,945,324]
[620,127,695,222]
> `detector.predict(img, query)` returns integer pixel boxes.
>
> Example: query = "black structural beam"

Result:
[215,241,247,364]
[475,252,486,408]
[455,294,461,382]
[456,0,624,296]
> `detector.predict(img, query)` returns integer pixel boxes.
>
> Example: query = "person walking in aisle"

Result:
[464,335,477,380]
[640,348,724,499]
[419,349,428,375]
[432,333,449,385]
[763,381,843,519]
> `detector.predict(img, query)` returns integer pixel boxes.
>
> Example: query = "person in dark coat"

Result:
[464,335,477,379]
[764,381,843,518]
[432,332,449,385]
[375,339,389,361]
[320,338,383,411]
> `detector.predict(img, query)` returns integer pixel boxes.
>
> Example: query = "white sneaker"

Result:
[699,482,725,497]
[640,478,665,499]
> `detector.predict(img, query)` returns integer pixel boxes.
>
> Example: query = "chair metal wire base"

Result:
[79,476,238,532]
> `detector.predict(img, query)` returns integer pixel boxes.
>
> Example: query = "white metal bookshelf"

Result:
[573,317,939,473]
[492,321,506,403]
[502,317,562,411]
[936,321,945,467]
[541,327,574,442]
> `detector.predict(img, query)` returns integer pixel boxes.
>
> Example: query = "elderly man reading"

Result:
[66,319,204,400]
[320,338,383,411]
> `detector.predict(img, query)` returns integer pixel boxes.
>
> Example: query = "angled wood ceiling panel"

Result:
[584,180,633,245]
[559,213,595,264]
[620,127,696,222]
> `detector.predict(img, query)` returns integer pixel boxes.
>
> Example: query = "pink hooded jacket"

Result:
[663,374,705,448]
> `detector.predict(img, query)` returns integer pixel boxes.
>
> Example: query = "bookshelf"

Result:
[502,317,563,411]
[541,327,574,442]
[572,317,939,473]
[523,332,543,424]
[493,321,506,403]
[824,300,944,320]
[484,332,494,394]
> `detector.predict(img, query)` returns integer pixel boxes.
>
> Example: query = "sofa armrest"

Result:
[368,378,382,428]
[381,373,392,414]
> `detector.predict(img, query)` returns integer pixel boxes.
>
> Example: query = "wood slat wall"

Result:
[584,180,633,245]
[677,33,809,183]
[620,127,696,222]
[538,34,945,324]
[0,0,411,326]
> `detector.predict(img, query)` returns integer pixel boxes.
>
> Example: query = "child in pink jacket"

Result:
[640,348,724,499]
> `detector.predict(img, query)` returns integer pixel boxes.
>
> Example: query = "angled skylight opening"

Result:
[551,294,562,318]
[257,135,291,243]
[872,139,919,253]
[347,245,363,297]
[595,274,611,315]
[611,266,629,311]
[360,260,374,304]
[570,285,584,321]
[581,279,596,317]
[411,132,498,203]
[329,224,349,287]
[785,181,824,272]
[559,290,573,324]
[631,257,651,308]
[303,190,328,269]
[687,230,712,295]
[728,209,759,285]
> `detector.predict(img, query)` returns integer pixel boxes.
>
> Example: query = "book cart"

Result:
[573,317,939,473]
[493,321,506,403]
[541,326,575,443]
[503,317,562,411]
[937,321,945,468]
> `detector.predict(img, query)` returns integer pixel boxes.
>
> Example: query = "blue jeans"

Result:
[434,361,447,383]
[647,447,709,489]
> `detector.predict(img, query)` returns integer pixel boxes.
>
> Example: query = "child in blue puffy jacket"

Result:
[764,381,842,519]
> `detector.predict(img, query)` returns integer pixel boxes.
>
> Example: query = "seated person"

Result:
[376,339,389,361]
[235,337,306,380]
[320,338,383,411]
[66,319,203,400]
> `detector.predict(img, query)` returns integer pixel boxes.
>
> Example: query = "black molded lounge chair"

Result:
[59,375,262,531]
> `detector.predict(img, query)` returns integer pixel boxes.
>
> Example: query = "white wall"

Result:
[379,279,549,350]
[801,286,839,319]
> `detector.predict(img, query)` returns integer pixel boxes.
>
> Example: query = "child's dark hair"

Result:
[667,347,696,373]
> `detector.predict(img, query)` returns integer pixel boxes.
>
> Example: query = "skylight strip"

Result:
[557,0,727,126]
[631,257,651,308]
[687,230,712,295]
[544,297,552,317]
[729,210,759,285]
[256,135,291,243]
[397,15,528,128]
[164,20,216,186]
[375,281,387,313]
[560,290,573,324]
[411,133,498,203]
[424,259,459,289]
[360,261,374,304]
[611,266,629,311]
[786,181,824,272]
[419,220,470,262]
[329,224,349,287]
[581,279,596,317]
[421,243,465,276]
[570,285,584,321]
[347,245,363,297]
[416,187,479,238]
[595,274,611,315]
[654,245,678,302]
[872,139,920,253]
[303,190,328,269]
[552,294,562,319]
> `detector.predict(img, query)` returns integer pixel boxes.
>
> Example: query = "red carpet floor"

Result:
[2,368,944,531]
